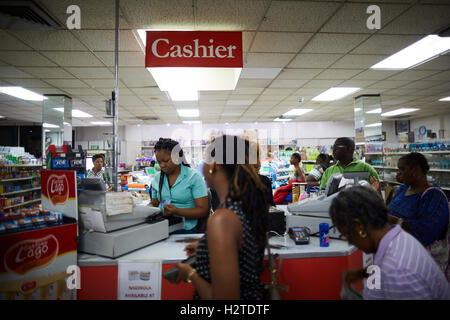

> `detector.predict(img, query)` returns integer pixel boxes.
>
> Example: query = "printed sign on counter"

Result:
[118,260,161,300]
[105,192,133,216]
[41,170,77,220]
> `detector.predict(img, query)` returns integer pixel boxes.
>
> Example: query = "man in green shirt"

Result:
[320,137,380,190]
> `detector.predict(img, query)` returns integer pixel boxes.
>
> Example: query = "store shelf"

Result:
[365,152,382,155]
[278,168,293,172]
[374,166,450,172]
[277,175,290,180]
[1,164,42,167]
[0,176,40,182]
[1,187,40,196]
[2,198,41,210]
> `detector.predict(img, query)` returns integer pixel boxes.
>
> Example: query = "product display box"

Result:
[0,222,77,300]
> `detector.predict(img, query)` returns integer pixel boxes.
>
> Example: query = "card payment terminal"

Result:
[288,227,310,245]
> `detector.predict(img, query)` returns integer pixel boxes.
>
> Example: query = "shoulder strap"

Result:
[420,186,448,202]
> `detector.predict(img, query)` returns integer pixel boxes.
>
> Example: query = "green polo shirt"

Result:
[319,158,379,190]
[151,164,207,230]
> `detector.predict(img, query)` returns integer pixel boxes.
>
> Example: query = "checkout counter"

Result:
[75,173,368,300]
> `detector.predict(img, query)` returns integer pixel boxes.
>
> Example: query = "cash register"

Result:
[77,178,169,258]
[286,172,370,238]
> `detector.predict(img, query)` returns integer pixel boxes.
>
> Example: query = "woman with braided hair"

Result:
[150,138,208,234]
[175,135,269,299]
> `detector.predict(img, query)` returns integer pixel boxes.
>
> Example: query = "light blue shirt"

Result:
[151,164,208,230]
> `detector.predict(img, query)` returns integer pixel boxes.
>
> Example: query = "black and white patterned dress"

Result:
[194,199,264,300]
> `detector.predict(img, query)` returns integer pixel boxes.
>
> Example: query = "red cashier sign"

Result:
[145,31,243,68]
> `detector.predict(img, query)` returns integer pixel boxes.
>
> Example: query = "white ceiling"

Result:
[0,0,449,127]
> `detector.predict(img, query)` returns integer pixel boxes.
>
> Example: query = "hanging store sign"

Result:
[145,31,243,68]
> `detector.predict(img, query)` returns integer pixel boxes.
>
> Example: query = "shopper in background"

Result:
[376,152,449,275]
[86,154,112,191]
[176,135,269,299]
[254,141,275,207]
[320,137,379,190]
[306,153,332,187]
[150,138,208,234]
[331,186,450,300]
[289,152,306,182]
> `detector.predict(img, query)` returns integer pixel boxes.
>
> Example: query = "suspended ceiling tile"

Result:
[41,51,104,67]
[231,88,264,95]
[195,0,267,30]
[251,32,313,53]
[0,30,32,50]
[244,53,295,68]
[65,67,113,79]
[352,69,400,80]
[18,67,75,79]
[414,55,450,71]
[72,30,142,52]
[315,69,363,80]
[9,30,87,51]
[276,68,323,80]
[330,54,388,69]
[260,1,340,32]
[350,35,423,55]
[302,79,343,89]
[61,88,100,96]
[119,0,195,29]
[269,79,308,88]
[236,79,272,88]
[302,33,370,54]
[44,79,89,88]
[378,5,450,35]
[0,66,34,78]
[3,78,53,88]
[368,80,412,89]
[263,88,296,95]
[288,53,343,68]
[95,52,145,67]
[338,79,377,88]
[0,51,56,67]
[388,70,440,81]
[323,3,409,33]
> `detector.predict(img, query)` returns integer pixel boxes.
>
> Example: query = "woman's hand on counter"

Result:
[184,240,199,257]
[175,262,193,283]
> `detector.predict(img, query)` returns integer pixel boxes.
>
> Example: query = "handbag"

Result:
[261,233,289,300]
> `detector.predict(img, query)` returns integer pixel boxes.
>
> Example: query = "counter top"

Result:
[77,233,356,267]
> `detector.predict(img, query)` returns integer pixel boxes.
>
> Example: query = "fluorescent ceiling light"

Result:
[312,87,360,101]
[274,118,292,122]
[381,108,419,117]
[177,109,199,117]
[439,96,450,101]
[0,87,46,101]
[44,129,51,132]
[91,121,111,125]
[226,100,253,106]
[240,68,282,79]
[371,35,450,70]
[169,89,198,101]
[54,108,93,118]
[0,115,4,118]
[182,120,201,124]
[63,122,71,126]
[354,108,362,112]
[366,108,382,114]
[43,123,59,128]
[283,109,312,116]
[365,123,382,127]
[149,67,241,93]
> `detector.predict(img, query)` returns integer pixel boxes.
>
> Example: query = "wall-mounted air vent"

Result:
[0,0,61,30]
[137,116,160,121]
